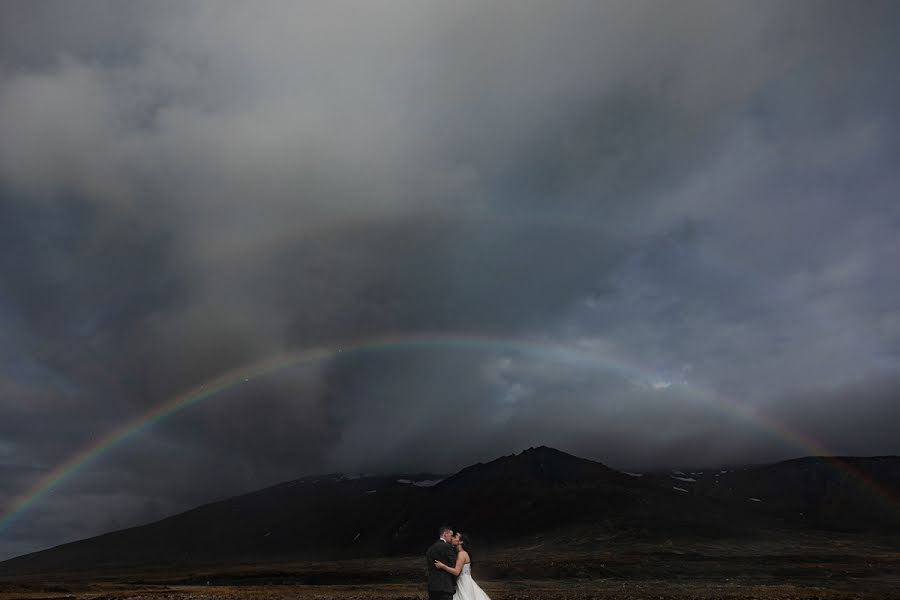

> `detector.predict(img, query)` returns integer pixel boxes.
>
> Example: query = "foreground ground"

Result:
[2,581,897,600]
[2,532,899,599]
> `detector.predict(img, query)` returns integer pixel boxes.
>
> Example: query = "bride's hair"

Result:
[457,531,471,556]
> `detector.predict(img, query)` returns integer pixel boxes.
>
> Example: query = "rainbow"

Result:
[1,332,896,534]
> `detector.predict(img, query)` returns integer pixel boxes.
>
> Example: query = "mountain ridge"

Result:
[2,447,899,577]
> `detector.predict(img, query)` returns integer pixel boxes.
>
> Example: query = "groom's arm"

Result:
[426,543,446,569]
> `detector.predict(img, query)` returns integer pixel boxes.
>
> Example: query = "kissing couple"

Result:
[425,525,491,600]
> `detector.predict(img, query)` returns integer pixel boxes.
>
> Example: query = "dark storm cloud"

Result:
[1,0,899,559]
[766,371,900,458]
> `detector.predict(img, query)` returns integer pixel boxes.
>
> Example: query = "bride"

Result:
[434,532,491,600]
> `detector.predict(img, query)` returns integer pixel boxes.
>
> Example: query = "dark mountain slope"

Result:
[2,448,899,577]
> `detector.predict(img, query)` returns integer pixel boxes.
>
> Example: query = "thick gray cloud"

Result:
[1,0,899,560]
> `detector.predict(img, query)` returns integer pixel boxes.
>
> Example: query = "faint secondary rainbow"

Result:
[1,332,896,533]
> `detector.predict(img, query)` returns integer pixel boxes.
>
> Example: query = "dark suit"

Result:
[425,539,457,600]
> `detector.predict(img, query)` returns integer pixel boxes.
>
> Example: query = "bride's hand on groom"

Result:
[434,560,446,570]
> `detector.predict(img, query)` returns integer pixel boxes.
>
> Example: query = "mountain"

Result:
[644,455,900,532]
[1,447,899,577]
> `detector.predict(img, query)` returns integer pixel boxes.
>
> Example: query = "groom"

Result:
[425,525,458,600]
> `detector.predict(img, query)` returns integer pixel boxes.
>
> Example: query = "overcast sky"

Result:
[1,0,899,560]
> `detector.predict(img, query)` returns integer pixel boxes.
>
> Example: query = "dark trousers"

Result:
[428,591,453,600]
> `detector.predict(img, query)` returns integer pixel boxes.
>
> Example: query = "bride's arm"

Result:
[435,551,467,576]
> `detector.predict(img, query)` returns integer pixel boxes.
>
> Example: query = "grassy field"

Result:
[2,532,899,599]
[2,579,898,600]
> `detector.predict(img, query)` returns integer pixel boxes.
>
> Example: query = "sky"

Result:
[1,0,899,560]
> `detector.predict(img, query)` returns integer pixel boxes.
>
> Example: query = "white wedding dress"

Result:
[454,562,491,600]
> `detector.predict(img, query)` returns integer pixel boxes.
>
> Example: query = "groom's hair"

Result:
[438,525,453,537]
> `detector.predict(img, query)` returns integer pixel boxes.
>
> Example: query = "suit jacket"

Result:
[425,539,458,593]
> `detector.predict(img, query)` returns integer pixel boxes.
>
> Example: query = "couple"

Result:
[425,525,491,600]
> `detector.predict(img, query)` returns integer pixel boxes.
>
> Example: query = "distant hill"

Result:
[1,446,898,576]
[642,455,900,532]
